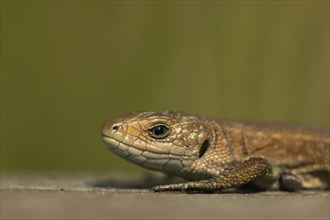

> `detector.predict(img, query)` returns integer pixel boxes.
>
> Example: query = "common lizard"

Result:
[101,111,330,192]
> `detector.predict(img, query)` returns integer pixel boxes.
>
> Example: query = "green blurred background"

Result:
[1,1,329,173]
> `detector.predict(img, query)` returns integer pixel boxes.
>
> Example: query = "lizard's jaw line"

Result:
[102,136,134,159]
[102,136,119,150]
[102,135,196,174]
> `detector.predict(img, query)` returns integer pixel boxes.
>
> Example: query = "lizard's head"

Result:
[101,111,213,176]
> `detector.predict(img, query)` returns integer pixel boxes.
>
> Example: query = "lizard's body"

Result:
[101,111,330,192]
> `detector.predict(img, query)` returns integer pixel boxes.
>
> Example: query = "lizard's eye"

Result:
[147,124,170,139]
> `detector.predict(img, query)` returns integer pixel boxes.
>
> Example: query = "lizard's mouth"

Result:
[101,134,196,174]
[102,135,146,161]
[102,135,181,160]
[102,136,121,150]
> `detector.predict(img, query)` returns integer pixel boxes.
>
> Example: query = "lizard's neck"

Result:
[181,120,235,180]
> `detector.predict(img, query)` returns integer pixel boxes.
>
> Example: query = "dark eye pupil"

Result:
[148,124,170,139]
[153,125,167,135]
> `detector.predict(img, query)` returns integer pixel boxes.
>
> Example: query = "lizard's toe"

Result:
[151,185,161,192]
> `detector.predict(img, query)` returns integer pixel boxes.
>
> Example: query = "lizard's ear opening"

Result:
[199,140,209,158]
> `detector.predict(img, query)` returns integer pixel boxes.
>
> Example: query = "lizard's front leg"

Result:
[152,157,274,193]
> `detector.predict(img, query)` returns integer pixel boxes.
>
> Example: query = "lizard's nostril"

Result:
[112,125,119,131]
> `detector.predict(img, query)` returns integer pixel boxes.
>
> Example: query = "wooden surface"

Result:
[1,173,329,219]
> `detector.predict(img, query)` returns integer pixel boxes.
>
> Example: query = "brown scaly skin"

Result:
[101,111,330,193]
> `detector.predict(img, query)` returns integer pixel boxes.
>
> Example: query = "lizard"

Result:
[101,111,330,193]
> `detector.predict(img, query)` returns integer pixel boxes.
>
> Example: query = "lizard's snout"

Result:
[101,118,124,138]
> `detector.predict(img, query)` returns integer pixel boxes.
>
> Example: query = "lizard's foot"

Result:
[152,157,274,193]
[279,172,302,191]
[151,183,216,193]
[151,183,185,192]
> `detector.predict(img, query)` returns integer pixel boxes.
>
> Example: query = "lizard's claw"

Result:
[150,185,161,192]
[151,183,214,193]
[151,183,185,192]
